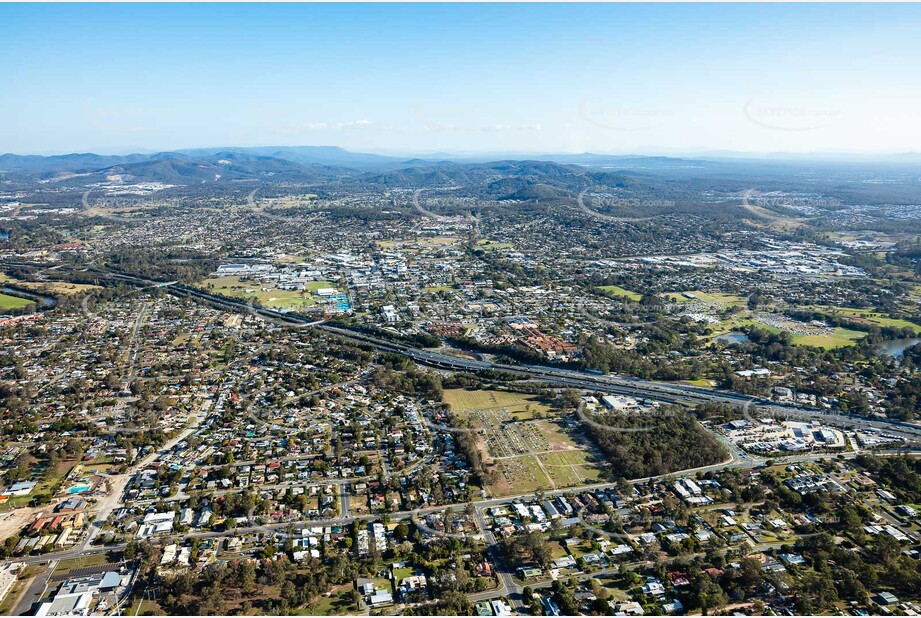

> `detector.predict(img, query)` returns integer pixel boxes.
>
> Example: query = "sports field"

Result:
[789,328,866,349]
[200,275,332,310]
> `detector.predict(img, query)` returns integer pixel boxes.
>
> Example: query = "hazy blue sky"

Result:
[2,3,920,155]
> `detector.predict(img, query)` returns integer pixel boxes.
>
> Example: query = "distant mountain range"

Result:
[2,146,919,190]
[0,149,364,185]
[0,147,621,188]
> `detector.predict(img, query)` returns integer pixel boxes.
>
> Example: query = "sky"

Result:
[2,3,921,156]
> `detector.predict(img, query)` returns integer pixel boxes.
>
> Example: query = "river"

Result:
[880,337,921,358]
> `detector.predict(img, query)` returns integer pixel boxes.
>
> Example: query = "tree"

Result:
[692,574,727,615]
[239,561,257,594]
[393,523,410,540]
[738,557,765,592]
[796,571,838,614]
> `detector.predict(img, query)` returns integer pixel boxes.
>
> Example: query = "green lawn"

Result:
[597,285,642,301]
[0,274,100,296]
[274,254,306,264]
[685,378,717,387]
[262,294,316,309]
[200,276,318,310]
[303,281,339,292]
[713,313,865,349]
[0,293,34,310]
[305,585,356,615]
[476,240,514,251]
[541,463,582,487]
[790,328,866,349]
[392,566,414,582]
[443,389,551,415]
[55,553,114,572]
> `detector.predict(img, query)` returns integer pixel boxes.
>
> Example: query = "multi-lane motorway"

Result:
[8,260,920,442]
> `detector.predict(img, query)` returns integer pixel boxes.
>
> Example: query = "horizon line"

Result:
[4,144,921,162]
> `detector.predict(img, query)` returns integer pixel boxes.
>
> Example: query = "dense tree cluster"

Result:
[856,454,921,502]
[158,554,356,615]
[585,406,728,479]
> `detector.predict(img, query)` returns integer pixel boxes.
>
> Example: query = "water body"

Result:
[880,337,921,358]
[716,332,750,345]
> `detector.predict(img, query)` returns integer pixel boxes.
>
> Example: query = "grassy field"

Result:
[0,274,99,296]
[0,577,28,615]
[274,254,306,264]
[752,319,864,349]
[597,285,642,301]
[548,540,569,559]
[55,553,114,572]
[305,585,357,615]
[200,275,321,310]
[378,236,459,249]
[709,317,759,338]
[710,311,866,349]
[686,378,718,387]
[443,389,550,415]
[790,328,866,349]
[0,293,33,310]
[475,239,514,251]
[80,463,116,475]
[538,458,582,487]
[127,597,163,616]
[813,306,921,334]
[303,280,339,292]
